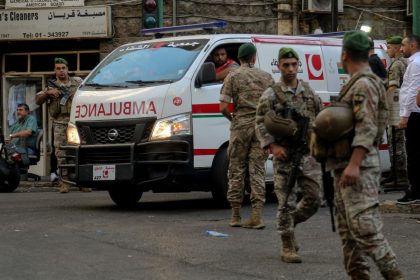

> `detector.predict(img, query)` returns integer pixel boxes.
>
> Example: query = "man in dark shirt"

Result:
[368,37,387,79]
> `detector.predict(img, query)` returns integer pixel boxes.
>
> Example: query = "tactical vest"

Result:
[270,80,318,146]
[48,77,80,120]
[311,71,388,162]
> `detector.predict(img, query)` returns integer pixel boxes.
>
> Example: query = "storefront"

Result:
[0,1,112,177]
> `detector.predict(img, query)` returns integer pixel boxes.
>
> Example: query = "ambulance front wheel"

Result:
[108,185,143,208]
[211,146,230,208]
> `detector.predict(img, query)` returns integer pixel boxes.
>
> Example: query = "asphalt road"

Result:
[0,189,419,280]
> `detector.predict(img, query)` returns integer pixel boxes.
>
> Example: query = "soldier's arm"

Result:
[350,79,378,152]
[417,87,420,107]
[386,62,403,95]
[219,73,234,121]
[35,88,60,105]
[255,88,276,149]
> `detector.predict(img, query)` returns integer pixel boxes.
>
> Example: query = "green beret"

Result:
[278,47,299,60]
[386,36,403,45]
[54,57,68,65]
[237,43,257,58]
[343,31,370,52]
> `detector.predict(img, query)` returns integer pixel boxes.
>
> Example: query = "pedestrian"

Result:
[220,43,274,229]
[212,46,240,81]
[382,35,408,187]
[368,37,387,79]
[255,47,322,263]
[35,57,90,193]
[313,31,404,279]
[396,34,420,204]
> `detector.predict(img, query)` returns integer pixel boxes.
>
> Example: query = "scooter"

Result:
[0,133,21,192]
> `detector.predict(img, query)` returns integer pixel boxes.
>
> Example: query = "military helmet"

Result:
[264,110,298,139]
[313,102,354,142]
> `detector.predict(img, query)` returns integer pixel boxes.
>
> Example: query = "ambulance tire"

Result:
[211,146,230,208]
[108,185,143,208]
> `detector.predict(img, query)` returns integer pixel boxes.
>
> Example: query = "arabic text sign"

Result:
[0,6,111,40]
[6,0,84,9]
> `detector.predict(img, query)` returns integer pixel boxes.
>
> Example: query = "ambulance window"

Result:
[203,43,242,84]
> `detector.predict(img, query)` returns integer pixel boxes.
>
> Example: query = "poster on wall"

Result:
[6,0,85,9]
[0,6,111,40]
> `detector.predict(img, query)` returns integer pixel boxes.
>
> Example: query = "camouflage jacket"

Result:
[37,76,82,124]
[220,64,274,130]
[255,79,322,149]
[327,67,388,170]
[387,56,407,89]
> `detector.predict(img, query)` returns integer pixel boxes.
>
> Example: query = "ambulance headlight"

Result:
[150,113,191,140]
[67,122,81,145]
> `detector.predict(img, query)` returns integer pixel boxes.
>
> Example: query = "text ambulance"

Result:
[62,34,390,207]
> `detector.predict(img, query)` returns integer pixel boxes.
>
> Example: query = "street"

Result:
[0,189,419,280]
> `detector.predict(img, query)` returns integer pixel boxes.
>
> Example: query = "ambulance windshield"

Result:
[85,39,209,87]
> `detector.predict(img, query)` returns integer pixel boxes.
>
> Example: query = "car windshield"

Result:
[85,39,209,86]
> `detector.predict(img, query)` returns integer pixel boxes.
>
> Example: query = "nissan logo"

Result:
[107,129,119,141]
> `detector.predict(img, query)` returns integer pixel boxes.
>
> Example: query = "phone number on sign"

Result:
[22,32,69,39]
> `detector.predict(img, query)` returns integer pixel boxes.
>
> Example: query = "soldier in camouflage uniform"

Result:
[314,31,404,280]
[255,47,322,263]
[220,43,274,229]
[36,58,90,193]
[383,36,408,187]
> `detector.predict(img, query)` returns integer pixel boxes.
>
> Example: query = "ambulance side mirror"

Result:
[195,62,216,88]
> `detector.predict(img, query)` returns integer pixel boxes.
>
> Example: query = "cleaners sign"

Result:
[0,6,111,40]
[6,0,84,9]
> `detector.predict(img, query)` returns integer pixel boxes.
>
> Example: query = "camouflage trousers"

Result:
[387,126,407,178]
[53,122,69,180]
[274,155,321,236]
[333,166,400,278]
[227,127,268,209]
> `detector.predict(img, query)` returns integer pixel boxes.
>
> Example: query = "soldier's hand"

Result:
[339,163,360,188]
[270,143,287,161]
[47,88,60,98]
[399,117,408,129]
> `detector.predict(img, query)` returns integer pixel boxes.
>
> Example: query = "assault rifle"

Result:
[47,79,70,106]
[321,162,336,232]
[281,110,310,214]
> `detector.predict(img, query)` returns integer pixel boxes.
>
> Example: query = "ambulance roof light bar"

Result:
[141,21,227,36]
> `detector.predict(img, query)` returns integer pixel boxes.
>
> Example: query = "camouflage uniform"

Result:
[255,80,322,236]
[386,56,408,181]
[37,77,82,183]
[326,67,402,279]
[220,64,274,209]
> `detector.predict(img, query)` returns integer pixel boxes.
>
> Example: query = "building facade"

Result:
[0,0,411,176]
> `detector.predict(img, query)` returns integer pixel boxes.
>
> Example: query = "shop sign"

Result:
[0,6,111,40]
[6,0,84,9]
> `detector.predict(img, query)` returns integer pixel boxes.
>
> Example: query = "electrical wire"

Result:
[345,4,408,24]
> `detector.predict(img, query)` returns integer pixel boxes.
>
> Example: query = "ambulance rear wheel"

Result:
[211,146,230,208]
[108,185,143,208]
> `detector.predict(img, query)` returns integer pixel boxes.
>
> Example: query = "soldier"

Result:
[35,58,91,193]
[255,47,322,263]
[313,31,404,279]
[382,36,408,187]
[220,43,274,229]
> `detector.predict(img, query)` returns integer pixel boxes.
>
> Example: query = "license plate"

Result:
[93,165,116,181]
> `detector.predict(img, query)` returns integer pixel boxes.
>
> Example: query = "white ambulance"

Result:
[62,31,390,207]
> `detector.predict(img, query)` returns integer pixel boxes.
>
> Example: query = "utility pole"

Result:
[414,0,420,35]
[331,0,338,32]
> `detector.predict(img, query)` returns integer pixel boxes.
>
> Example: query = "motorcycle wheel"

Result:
[0,163,20,193]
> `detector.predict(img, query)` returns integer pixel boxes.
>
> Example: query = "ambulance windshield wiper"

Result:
[125,80,174,85]
[84,83,128,88]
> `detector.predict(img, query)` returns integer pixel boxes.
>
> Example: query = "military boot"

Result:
[242,208,265,229]
[229,207,241,227]
[280,235,302,263]
[59,182,70,193]
[382,270,405,280]
[349,271,370,280]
